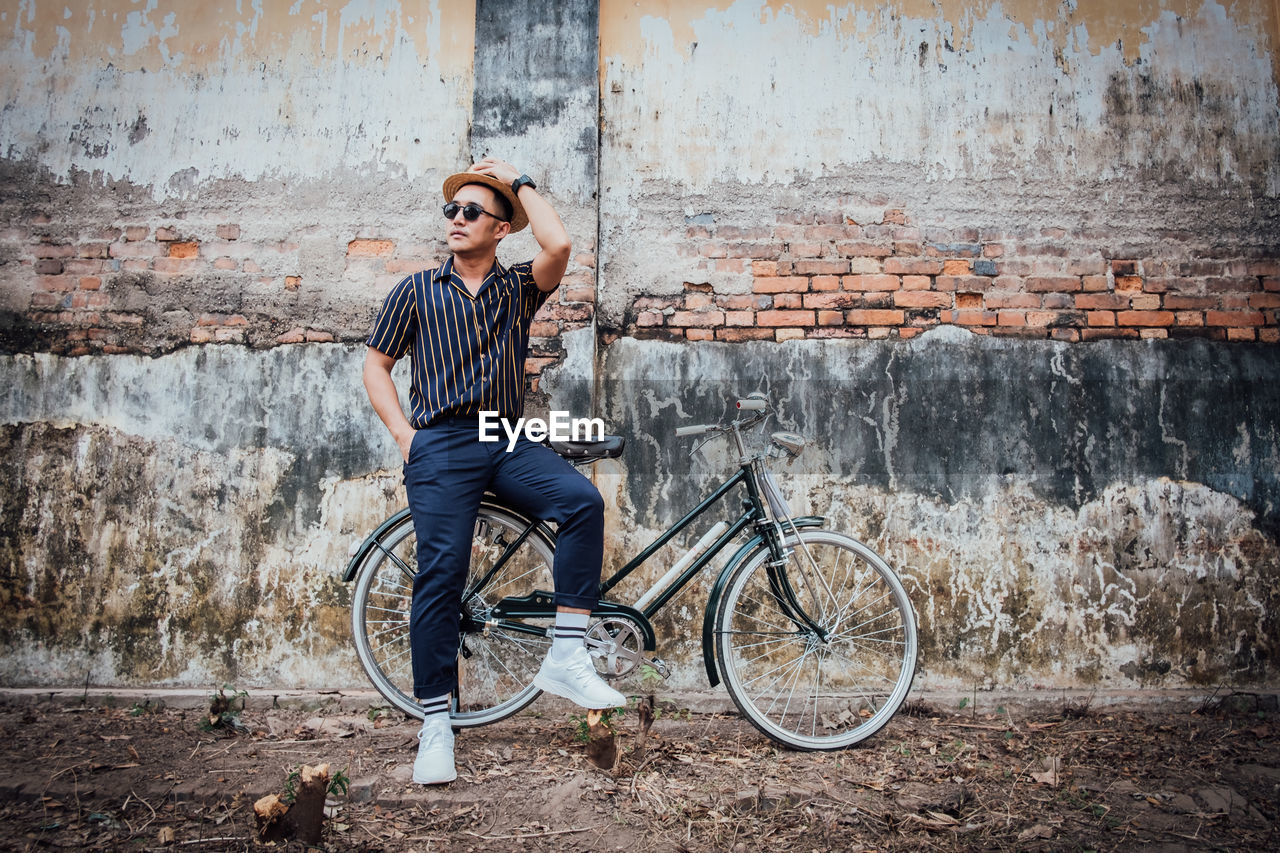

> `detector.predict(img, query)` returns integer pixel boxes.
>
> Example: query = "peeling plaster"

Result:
[0,0,475,195]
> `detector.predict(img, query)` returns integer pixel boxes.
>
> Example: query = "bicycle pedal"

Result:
[647,658,672,680]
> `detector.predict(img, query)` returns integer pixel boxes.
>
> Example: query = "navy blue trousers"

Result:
[403,418,604,699]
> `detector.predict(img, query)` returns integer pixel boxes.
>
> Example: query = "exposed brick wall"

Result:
[2,225,597,365]
[622,211,1280,344]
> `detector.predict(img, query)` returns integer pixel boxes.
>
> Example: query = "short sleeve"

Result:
[366,274,418,359]
[511,261,554,316]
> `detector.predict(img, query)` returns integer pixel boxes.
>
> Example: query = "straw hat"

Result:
[441,172,528,232]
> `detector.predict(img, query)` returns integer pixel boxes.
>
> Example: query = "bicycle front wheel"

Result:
[715,528,917,750]
[350,502,556,727]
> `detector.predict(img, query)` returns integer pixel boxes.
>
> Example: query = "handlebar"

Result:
[675,392,770,438]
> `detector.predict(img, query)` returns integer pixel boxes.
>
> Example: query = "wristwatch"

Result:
[511,174,537,194]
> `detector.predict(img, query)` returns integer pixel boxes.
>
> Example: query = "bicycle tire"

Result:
[350,502,556,727]
[714,527,917,750]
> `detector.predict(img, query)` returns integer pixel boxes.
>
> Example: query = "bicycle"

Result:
[344,392,918,750]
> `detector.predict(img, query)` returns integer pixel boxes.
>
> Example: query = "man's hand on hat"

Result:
[470,156,520,187]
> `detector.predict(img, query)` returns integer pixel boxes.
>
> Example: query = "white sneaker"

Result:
[412,715,456,785]
[533,645,627,709]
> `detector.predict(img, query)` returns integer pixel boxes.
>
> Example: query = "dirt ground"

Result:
[0,689,1276,852]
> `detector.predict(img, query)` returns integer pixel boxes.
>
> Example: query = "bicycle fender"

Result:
[700,515,825,688]
[342,507,413,582]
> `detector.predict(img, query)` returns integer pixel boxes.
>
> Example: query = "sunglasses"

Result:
[442,201,509,223]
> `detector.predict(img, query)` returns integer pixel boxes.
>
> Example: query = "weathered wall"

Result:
[1,1,1277,694]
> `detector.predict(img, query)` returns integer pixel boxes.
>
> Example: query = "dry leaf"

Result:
[1017,823,1054,841]
[156,826,175,844]
[1031,756,1062,787]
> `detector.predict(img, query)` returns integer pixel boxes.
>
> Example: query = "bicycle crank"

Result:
[584,616,647,679]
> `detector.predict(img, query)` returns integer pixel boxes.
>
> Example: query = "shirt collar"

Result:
[433,256,507,284]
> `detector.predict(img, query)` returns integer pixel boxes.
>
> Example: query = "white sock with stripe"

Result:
[550,611,590,660]
[419,695,450,730]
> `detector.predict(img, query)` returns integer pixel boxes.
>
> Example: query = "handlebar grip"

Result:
[736,397,766,411]
[675,424,713,437]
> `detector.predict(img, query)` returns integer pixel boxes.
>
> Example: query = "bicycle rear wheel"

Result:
[350,502,556,727]
[714,528,917,750]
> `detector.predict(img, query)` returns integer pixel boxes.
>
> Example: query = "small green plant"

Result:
[201,684,249,732]
[571,707,623,743]
[282,766,350,804]
[639,663,663,687]
[129,700,158,717]
[366,705,394,722]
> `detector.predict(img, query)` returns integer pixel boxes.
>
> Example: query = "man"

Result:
[363,157,625,785]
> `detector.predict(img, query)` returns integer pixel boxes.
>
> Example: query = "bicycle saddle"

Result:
[549,434,625,461]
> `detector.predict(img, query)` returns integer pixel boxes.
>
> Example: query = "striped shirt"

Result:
[366,256,552,428]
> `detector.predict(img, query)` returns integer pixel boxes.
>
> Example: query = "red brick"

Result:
[757,309,814,327]
[894,291,951,309]
[714,259,746,273]
[1162,294,1215,310]
[1206,310,1264,327]
[276,327,306,344]
[752,276,807,293]
[1042,293,1075,310]
[79,276,102,290]
[1226,328,1257,341]
[686,328,715,341]
[788,242,823,258]
[986,292,1039,309]
[169,241,199,259]
[37,275,76,292]
[217,224,241,240]
[33,258,63,275]
[348,238,394,257]
[32,243,75,259]
[635,311,664,327]
[1260,328,1280,343]
[817,310,843,326]
[669,310,724,327]
[716,294,767,310]
[846,309,903,326]
[811,275,840,291]
[1206,276,1259,293]
[775,328,805,342]
[724,310,755,326]
[725,242,782,259]
[1026,276,1082,293]
[698,243,727,259]
[1075,293,1130,310]
[1116,308,1172,325]
[109,241,163,259]
[78,243,111,259]
[152,258,202,273]
[773,293,803,308]
[751,260,778,276]
[794,260,849,275]
[935,275,989,292]
[715,327,774,341]
[997,310,1028,326]
[1248,293,1280,309]
[1050,328,1080,342]
[835,241,893,258]
[955,293,983,309]
[942,259,971,275]
[213,258,238,270]
[803,292,860,309]
[884,257,943,276]
[1087,311,1116,327]
[1110,259,1139,276]
[684,291,713,310]
[123,226,149,242]
[901,275,931,290]
[155,227,181,242]
[843,274,899,292]
[1114,275,1143,292]
[1081,275,1109,292]
[1174,311,1204,326]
